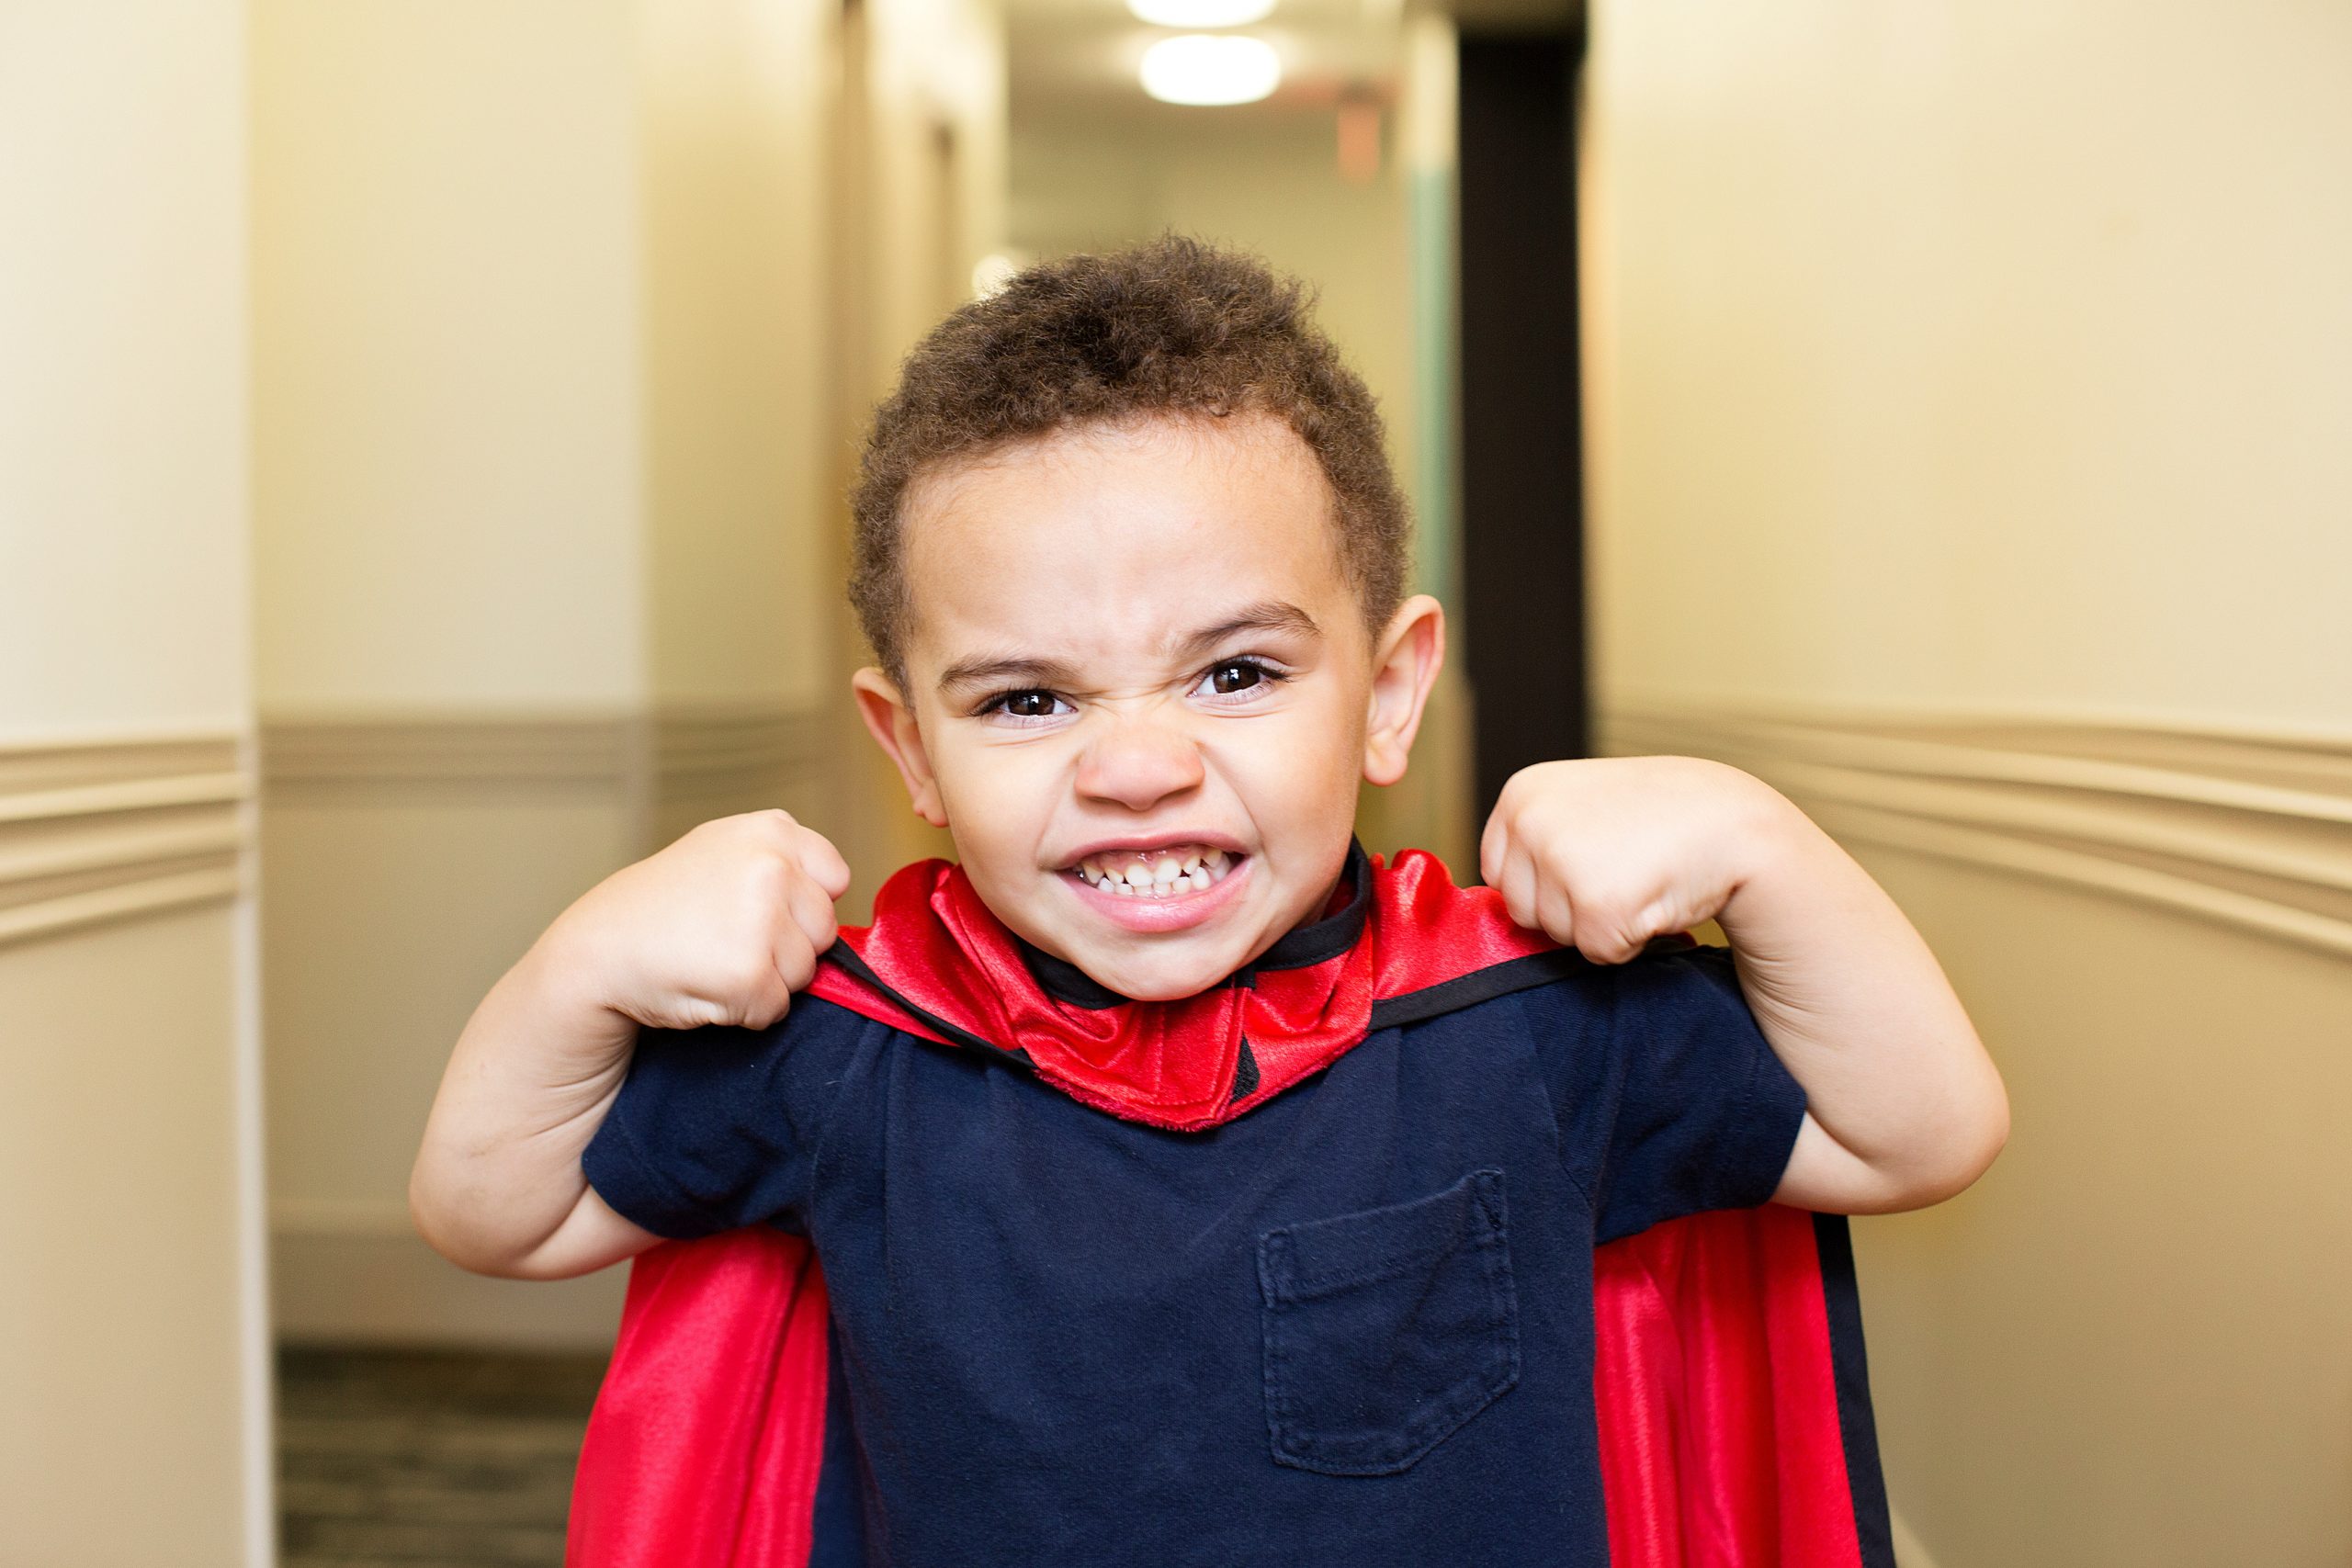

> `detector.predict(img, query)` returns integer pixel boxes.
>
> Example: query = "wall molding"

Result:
[261,701,842,848]
[1600,700,2352,961]
[650,703,837,801]
[0,732,250,950]
[260,709,640,792]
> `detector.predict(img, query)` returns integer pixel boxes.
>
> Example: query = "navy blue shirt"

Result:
[583,942,1806,1567]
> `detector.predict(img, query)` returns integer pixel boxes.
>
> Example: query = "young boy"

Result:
[413,237,2006,1564]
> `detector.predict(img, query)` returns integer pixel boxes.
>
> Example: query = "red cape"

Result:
[569,850,1894,1566]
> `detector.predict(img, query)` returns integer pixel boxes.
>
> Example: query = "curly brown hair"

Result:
[849,234,1410,682]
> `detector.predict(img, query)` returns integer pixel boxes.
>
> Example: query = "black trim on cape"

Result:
[1812,1212,1897,1568]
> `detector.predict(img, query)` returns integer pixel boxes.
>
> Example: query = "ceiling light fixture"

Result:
[1138,34,1281,106]
[1126,0,1275,28]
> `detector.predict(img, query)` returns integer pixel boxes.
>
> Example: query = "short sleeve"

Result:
[582,1002,860,1239]
[1523,943,1807,1245]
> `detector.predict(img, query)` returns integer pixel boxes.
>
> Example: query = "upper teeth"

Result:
[1073,845,1232,898]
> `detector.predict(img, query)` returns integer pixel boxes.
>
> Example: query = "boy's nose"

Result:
[1074,716,1206,811]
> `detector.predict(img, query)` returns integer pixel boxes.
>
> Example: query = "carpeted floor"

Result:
[277,1346,607,1568]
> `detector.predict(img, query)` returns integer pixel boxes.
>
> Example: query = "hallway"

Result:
[7,2,2352,1564]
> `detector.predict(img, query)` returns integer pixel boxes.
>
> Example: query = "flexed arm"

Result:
[409,811,851,1279]
[1481,756,2007,1214]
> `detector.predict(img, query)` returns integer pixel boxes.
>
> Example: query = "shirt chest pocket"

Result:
[1254,1168,1521,1477]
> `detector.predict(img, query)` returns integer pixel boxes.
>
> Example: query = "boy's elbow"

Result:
[1796,1073,2009,1216]
[412,1174,653,1281]
[407,1168,494,1276]
[1951,1079,2011,1195]
[406,1166,539,1280]
[409,1206,563,1280]
[1888,1077,2011,1213]
[1947,1053,2010,1188]
[1911,1115,2007,1210]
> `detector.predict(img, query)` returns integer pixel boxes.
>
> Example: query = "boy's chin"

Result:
[1051,934,1250,1004]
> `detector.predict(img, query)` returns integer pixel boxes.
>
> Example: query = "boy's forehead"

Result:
[899,412,1352,668]
[908,410,1320,524]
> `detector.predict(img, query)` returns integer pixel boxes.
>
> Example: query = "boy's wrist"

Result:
[1705,768,1826,931]
[510,917,643,1063]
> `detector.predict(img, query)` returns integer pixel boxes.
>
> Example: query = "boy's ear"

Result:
[1363,594,1445,788]
[851,666,949,828]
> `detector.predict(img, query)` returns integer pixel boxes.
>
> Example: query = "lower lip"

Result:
[1065,855,1253,932]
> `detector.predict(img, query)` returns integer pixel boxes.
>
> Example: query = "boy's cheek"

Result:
[931,745,1059,841]
[1235,714,1368,806]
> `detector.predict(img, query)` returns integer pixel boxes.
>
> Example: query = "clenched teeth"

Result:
[1071,845,1233,898]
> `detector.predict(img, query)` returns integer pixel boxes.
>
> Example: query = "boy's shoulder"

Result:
[1523,938,1760,1051]
[622,988,897,1100]
[1375,926,1749,1035]
[1398,936,1785,1142]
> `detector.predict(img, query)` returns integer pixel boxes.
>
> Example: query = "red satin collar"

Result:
[806,843,1561,1133]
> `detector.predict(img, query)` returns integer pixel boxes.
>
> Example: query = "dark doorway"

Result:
[1458,27,1588,816]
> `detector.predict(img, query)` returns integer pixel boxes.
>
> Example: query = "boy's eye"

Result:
[1206,660,1264,695]
[1193,658,1288,702]
[1000,690,1062,717]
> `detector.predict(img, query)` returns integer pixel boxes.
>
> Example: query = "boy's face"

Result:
[854,412,1442,1001]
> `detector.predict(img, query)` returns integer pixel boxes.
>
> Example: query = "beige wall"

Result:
[864,0,1010,380]
[0,4,268,1562]
[640,0,837,710]
[251,0,646,714]
[1586,0,2352,731]
[0,4,254,739]
[254,0,1006,1346]
[253,0,647,1347]
[0,914,263,1563]
[1584,4,2352,1563]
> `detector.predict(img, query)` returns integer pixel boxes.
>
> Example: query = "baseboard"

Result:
[271,1229,628,1352]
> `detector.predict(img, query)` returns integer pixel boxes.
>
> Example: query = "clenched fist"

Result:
[548,809,853,1033]
[1478,756,1794,964]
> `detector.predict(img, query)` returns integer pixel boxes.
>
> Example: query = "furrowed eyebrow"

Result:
[1169,601,1321,662]
[935,653,1085,697]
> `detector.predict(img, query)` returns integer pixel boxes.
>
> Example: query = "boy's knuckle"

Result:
[680,993,732,1030]
[774,923,815,968]
[719,962,770,1006]
[744,854,797,908]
